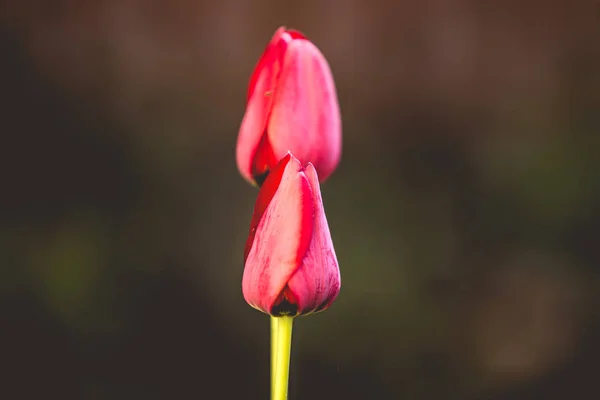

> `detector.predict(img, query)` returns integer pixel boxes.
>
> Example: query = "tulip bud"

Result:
[242,153,341,316]
[236,27,342,186]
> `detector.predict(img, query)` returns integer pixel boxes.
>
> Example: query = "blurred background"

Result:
[1,1,599,399]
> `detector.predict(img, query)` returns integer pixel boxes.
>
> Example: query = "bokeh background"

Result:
[2,1,599,399]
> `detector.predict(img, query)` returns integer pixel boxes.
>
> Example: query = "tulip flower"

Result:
[236,27,342,187]
[242,152,340,400]
[242,152,341,316]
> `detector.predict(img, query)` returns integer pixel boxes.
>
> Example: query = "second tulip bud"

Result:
[236,27,342,186]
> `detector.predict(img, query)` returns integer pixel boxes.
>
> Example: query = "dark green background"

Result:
[2,1,599,399]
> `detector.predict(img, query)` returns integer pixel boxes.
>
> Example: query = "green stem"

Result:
[270,316,279,396]
[271,315,294,400]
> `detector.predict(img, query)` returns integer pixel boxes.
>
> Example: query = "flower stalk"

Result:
[270,316,278,394]
[271,315,294,400]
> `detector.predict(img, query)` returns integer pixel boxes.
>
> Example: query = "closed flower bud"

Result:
[236,27,342,186]
[242,153,341,316]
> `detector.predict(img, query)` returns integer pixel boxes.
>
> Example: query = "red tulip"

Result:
[242,153,341,316]
[236,27,342,187]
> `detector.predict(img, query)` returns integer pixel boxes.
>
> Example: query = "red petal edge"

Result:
[243,153,291,261]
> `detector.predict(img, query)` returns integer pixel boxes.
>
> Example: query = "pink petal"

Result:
[287,163,341,314]
[243,153,290,261]
[267,39,342,182]
[242,155,314,313]
[246,27,306,102]
[236,28,292,184]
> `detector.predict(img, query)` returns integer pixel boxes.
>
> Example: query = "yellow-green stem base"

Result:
[270,315,294,400]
